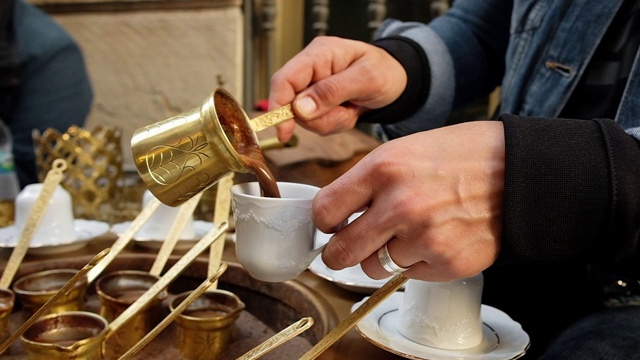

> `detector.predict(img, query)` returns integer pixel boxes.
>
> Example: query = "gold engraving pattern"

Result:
[146,133,210,186]
[250,104,294,132]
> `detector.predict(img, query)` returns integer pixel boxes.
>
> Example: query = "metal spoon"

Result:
[237,317,315,360]
[299,273,408,360]
[208,172,234,285]
[250,104,294,132]
[0,158,67,289]
[149,192,204,276]
[86,197,162,284]
[103,221,229,337]
[116,263,228,360]
[0,248,110,354]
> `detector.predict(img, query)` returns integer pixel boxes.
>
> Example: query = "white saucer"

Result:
[309,251,400,294]
[110,220,215,250]
[0,219,110,255]
[308,212,405,294]
[352,292,530,360]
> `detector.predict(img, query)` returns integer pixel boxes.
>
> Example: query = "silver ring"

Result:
[378,243,409,274]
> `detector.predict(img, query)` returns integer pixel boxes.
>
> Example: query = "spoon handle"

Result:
[250,104,294,132]
[149,192,203,277]
[237,317,314,360]
[0,159,67,289]
[117,263,228,360]
[299,273,408,360]
[208,172,234,282]
[106,221,229,333]
[86,197,162,284]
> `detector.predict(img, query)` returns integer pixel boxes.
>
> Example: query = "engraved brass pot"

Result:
[131,88,258,207]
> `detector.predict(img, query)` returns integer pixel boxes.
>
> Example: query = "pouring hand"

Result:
[313,121,505,282]
[268,36,407,142]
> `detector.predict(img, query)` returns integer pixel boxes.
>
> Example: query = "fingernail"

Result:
[295,96,317,117]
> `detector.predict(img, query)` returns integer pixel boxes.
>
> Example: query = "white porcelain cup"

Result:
[231,182,325,282]
[396,273,484,350]
[14,184,76,245]
[136,190,195,240]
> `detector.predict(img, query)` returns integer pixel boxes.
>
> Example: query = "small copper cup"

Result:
[13,269,88,318]
[130,88,259,207]
[170,289,245,359]
[20,311,108,360]
[0,288,15,343]
[95,270,167,357]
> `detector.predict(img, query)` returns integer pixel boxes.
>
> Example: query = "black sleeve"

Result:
[498,114,640,278]
[357,36,431,124]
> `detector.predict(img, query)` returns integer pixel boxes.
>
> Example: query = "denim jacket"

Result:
[376,0,640,140]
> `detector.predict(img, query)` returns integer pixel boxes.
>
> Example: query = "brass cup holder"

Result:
[95,270,168,358]
[0,289,15,343]
[20,311,108,360]
[170,289,245,359]
[13,269,88,318]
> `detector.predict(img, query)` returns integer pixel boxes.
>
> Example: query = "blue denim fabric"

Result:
[375,0,640,139]
[539,306,640,360]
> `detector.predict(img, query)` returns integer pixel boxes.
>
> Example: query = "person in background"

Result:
[269,1,640,359]
[0,0,93,188]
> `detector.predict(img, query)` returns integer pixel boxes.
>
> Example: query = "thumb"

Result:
[293,95,319,119]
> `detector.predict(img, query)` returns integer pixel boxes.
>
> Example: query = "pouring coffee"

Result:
[131,88,286,207]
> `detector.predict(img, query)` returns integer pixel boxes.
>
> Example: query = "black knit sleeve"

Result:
[357,36,431,124]
[498,114,640,278]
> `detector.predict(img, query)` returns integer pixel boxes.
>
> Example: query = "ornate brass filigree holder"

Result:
[33,125,123,223]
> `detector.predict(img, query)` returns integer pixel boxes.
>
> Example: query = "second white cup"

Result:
[136,190,196,240]
[14,184,76,245]
[396,273,484,350]
[231,182,325,282]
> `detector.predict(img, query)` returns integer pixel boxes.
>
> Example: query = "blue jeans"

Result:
[539,305,640,359]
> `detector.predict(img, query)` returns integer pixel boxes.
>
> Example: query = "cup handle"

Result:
[306,243,327,265]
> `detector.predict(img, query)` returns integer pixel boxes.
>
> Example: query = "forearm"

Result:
[360,0,512,139]
[499,114,640,278]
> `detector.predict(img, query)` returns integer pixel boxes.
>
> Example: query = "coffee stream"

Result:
[216,96,281,198]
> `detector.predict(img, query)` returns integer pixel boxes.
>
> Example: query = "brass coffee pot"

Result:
[131,88,292,207]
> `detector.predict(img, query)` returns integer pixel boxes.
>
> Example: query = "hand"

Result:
[268,36,407,142]
[314,121,505,282]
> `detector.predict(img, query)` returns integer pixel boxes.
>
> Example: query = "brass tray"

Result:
[2,254,338,359]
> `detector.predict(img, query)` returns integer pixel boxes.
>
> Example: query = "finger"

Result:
[313,171,370,233]
[320,206,397,270]
[360,238,420,280]
[292,65,384,120]
[275,120,295,143]
[294,105,361,136]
